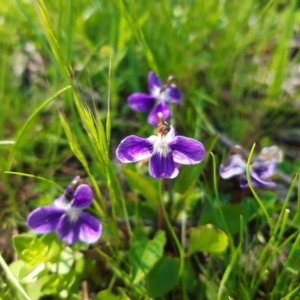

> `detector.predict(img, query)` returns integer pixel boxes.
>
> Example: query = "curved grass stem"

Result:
[246,143,272,226]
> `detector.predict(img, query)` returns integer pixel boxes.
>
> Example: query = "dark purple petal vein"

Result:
[148,151,178,179]
[57,215,81,245]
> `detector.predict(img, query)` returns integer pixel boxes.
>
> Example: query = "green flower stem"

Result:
[211,152,234,252]
[246,143,272,226]
[95,248,146,296]
[159,179,185,276]
[273,173,297,237]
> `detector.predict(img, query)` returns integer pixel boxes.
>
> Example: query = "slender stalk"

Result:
[157,202,163,229]
[108,164,132,237]
[246,143,272,226]
[159,179,185,276]
[0,253,30,300]
[210,152,234,252]
[279,285,300,300]
[95,248,146,296]
[181,212,187,253]
[217,245,241,300]
[273,173,297,237]
[250,230,299,296]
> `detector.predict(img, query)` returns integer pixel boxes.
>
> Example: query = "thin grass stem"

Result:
[159,179,185,277]
[246,143,272,225]
[210,152,234,252]
[0,253,30,300]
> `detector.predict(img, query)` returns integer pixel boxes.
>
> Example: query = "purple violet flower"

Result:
[116,113,205,179]
[219,146,282,189]
[27,182,102,245]
[127,71,183,126]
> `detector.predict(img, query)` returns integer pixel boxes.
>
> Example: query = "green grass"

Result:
[1,0,300,299]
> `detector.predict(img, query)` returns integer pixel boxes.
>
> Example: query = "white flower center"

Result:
[153,136,171,157]
[152,87,168,104]
[65,206,81,223]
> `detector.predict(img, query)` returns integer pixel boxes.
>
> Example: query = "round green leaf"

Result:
[188,224,228,254]
[146,256,180,297]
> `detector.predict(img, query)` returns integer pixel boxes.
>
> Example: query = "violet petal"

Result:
[169,136,205,165]
[27,206,65,234]
[116,135,153,163]
[127,93,156,112]
[57,214,81,245]
[253,159,277,179]
[219,155,246,179]
[239,160,277,189]
[148,71,162,94]
[149,151,179,179]
[163,126,177,144]
[240,172,276,189]
[78,212,102,244]
[166,86,183,104]
[147,102,170,127]
[54,195,67,208]
[71,184,93,209]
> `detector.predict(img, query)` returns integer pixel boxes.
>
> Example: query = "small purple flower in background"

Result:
[116,113,206,179]
[127,71,183,126]
[27,180,102,245]
[219,145,283,188]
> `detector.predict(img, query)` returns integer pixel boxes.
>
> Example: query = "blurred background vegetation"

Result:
[1,0,300,298]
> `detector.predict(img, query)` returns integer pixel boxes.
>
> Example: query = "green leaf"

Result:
[41,273,75,296]
[188,225,228,254]
[1,257,30,300]
[13,234,34,255]
[122,168,159,208]
[48,247,74,275]
[199,200,257,234]
[41,233,63,263]
[146,256,180,297]
[22,276,49,300]
[175,134,218,195]
[13,234,48,265]
[19,263,47,283]
[9,260,25,278]
[129,229,166,284]
[95,289,119,300]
